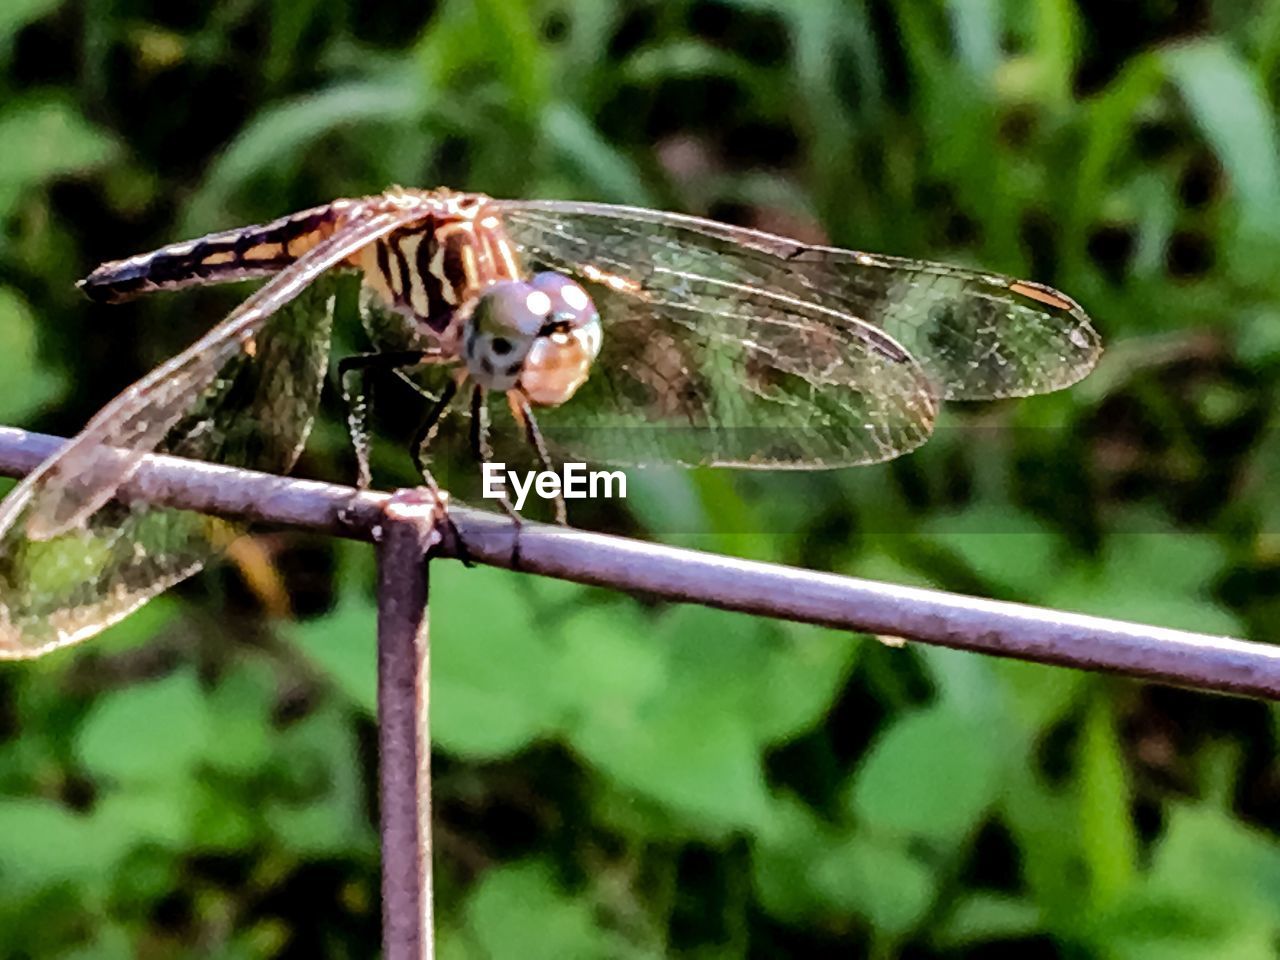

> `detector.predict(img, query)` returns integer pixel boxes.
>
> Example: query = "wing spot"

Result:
[1010,281,1072,311]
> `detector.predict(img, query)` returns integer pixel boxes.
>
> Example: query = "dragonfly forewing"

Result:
[496,202,953,468]
[496,201,1100,404]
[0,199,440,658]
[0,277,340,657]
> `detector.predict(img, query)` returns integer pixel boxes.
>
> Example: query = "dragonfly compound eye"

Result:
[463,280,550,390]
[520,272,603,407]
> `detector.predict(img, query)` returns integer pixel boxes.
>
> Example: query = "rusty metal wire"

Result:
[2,425,1275,700]
[4,423,1280,959]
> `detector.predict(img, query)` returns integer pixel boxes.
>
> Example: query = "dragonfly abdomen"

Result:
[78,201,352,303]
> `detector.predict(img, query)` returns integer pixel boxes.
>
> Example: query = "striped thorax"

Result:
[357,191,604,408]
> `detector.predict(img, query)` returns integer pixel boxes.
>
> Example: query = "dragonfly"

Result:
[0,188,1101,658]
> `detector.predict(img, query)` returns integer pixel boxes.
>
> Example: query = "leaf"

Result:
[75,670,210,785]
[566,603,849,829]
[1163,41,1280,246]
[264,705,374,858]
[264,0,327,85]
[848,704,1006,844]
[465,861,607,960]
[0,285,65,423]
[999,765,1089,922]
[1044,527,1240,635]
[751,795,841,921]
[0,0,61,48]
[946,0,1000,80]
[742,621,860,744]
[618,467,708,535]
[201,663,276,775]
[991,657,1086,731]
[293,591,379,715]
[622,39,759,86]
[1087,789,1280,955]
[934,892,1044,946]
[553,603,667,722]
[1028,0,1080,108]
[540,102,652,205]
[1078,695,1138,906]
[0,96,118,217]
[922,506,1060,597]
[1089,887,1275,960]
[1150,803,1280,910]
[0,800,117,892]
[185,780,256,853]
[93,787,191,849]
[179,78,425,234]
[474,0,549,117]
[56,926,134,960]
[574,697,772,831]
[809,833,936,934]
[430,563,565,757]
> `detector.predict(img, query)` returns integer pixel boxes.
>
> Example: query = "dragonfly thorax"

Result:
[462,272,602,406]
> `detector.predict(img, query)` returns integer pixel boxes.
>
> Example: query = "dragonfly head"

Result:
[463,272,602,405]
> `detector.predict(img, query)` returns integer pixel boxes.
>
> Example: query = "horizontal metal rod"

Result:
[1,426,1275,699]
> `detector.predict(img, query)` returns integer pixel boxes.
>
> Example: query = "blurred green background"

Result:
[4,0,1280,957]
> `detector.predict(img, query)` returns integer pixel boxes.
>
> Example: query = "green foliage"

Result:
[1,0,1278,956]
[0,287,64,423]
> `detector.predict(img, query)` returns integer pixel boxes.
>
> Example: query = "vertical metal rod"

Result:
[376,495,443,960]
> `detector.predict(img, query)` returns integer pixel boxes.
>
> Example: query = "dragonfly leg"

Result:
[510,392,566,526]
[470,385,524,569]
[338,349,441,489]
[410,377,459,489]
[470,383,524,519]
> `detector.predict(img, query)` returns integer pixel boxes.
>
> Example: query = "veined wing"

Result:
[493,201,948,469]
[0,201,435,658]
[497,201,1100,406]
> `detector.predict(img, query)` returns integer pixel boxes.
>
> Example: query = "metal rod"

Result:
[2,426,1277,700]
[375,492,445,960]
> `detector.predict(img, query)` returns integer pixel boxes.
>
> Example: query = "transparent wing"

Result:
[496,201,1101,411]
[0,203,433,658]
[512,282,940,469]
[492,203,948,468]
[0,278,341,658]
